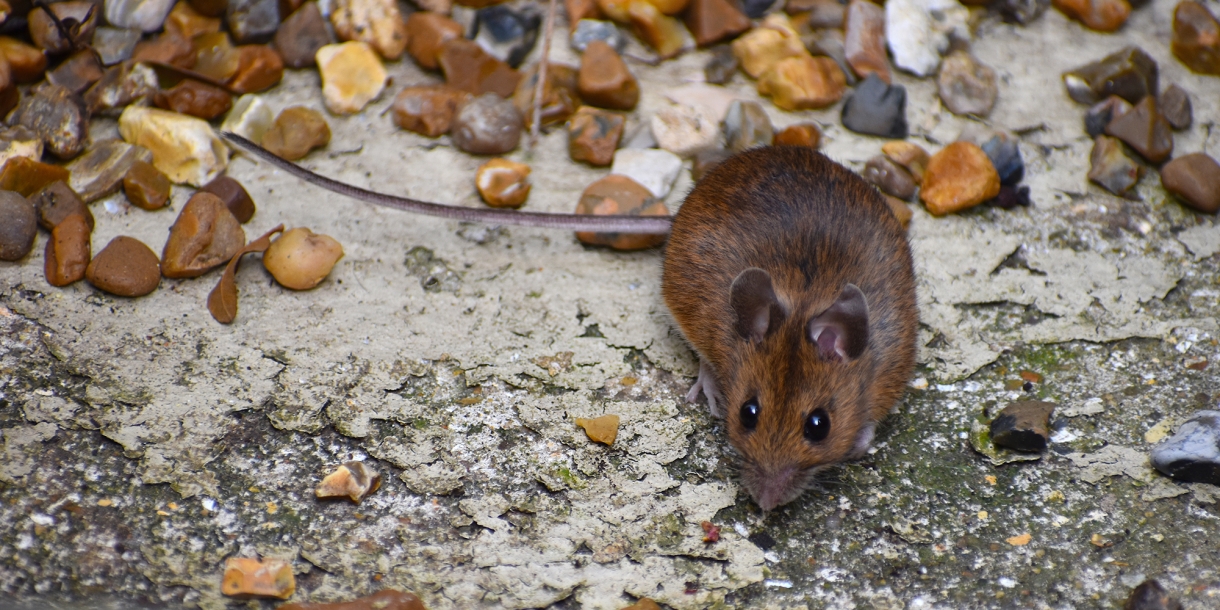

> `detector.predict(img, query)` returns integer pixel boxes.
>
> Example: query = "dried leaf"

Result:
[208,224,284,323]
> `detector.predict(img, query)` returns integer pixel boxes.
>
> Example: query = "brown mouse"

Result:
[224,135,918,511]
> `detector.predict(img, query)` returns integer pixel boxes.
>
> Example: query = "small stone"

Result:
[66,139,154,203]
[263,227,344,289]
[123,160,173,210]
[221,557,296,599]
[44,213,91,286]
[575,414,620,445]
[92,27,143,66]
[161,192,246,278]
[1062,46,1158,105]
[475,158,531,208]
[787,0,845,28]
[997,0,1050,24]
[155,78,234,120]
[276,2,332,68]
[885,195,913,229]
[406,11,465,70]
[841,74,908,138]
[863,155,916,199]
[84,61,158,117]
[704,44,738,84]
[317,42,387,114]
[438,38,522,97]
[29,2,99,55]
[1159,84,1192,130]
[773,123,820,148]
[118,106,230,186]
[0,157,70,197]
[474,5,541,68]
[610,147,682,198]
[279,590,426,610]
[31,181,94,230]
[937,50,997,117]
[741,0,776,18]
[315,461,382,503]
[844,0,889,82]
[104,0,175,33]
[166,0,222,38]
[684,0,749,48]
[992,184,1032,209]
[1150,410,1220,485]
[691,149,732,181]
[989,400,1054,453]
[980,134,1023,186]
[200,175,256,223]
[1172,1,1220,75]
[1105,96,1173,164]
[881,141,929,183]
[220,94,274,143]
[0,37,48,83]
[450,93,523,154]
[577,40,639,110]
[1161,153,1220,214]
[627,0,686,58]
[46,51,105,95]
[723,100,772,152]
[1052,0,1130,32]
[189,0,228,17]
[730,14,806,79]
[228,45,283,94]
[571,19,625,53]
[262,106,331,160]
[330,0,406,59]
[650,103,718,158]
[0,59,17,120]
[0,190,36,261]
[567,106,625,166]
[1123,580,1182,610]
[132,31,196,69]
[885,0,969,78]
[758,55,846,111]
[512,63,579,129]
[85,236,162,297]
[192,32,241,81]
[227,0,281,43]
[920,141,1000,215]
[575,174,669,250]
[9,85,88,160]
[1087,135,1141,196]
[568,0,603,28]
[1083,95,1132,137]
[391,85,470,137]
[0,126,44,169]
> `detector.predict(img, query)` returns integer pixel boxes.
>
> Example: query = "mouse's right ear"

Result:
[730,268,786,343]
[807,284,870,362]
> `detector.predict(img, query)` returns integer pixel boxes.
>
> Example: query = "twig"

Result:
[530,0,559,150]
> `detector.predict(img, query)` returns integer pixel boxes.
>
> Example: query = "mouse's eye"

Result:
[804,408,830,443]
[739,398,760,431]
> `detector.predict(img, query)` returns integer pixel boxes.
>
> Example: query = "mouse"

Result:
[223,134,919,511]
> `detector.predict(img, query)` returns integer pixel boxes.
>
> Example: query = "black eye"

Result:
[804,408,830,442]
[739,398,760,431]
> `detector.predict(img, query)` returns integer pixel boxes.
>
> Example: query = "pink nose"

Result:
[751,466,798,512]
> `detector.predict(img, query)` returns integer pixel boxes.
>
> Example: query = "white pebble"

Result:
[610,148,683,199]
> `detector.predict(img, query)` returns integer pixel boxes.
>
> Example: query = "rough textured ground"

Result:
[3,0,1220,608]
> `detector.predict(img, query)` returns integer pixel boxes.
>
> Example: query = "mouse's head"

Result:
[721,267,877,512]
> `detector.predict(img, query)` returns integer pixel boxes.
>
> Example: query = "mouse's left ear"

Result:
[808,284,869,362]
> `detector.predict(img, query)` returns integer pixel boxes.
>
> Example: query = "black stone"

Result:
[840,74,907,139]
[747,531,776,550]
[474,5,541,69]
[1124,580,1181,610]
[1150,410,1220,486]
[989,401,1054,453]
[990,185,1032,210]
[1062,46,1158,105]
[981,135,1024,186]
[741,0,777,18]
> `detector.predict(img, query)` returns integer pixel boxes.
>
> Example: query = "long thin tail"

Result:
[221,133,674,234]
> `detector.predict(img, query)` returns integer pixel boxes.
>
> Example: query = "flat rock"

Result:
[574,174,669,251]
[844,0,889,82]
[1104,96,1173,164]
[610,148,682,198]
[1150,410,1220,485]
[1087,135,1141,196]
[989,400,1055,453]
[161,192,246,278]
[317,42,387,114]
[840,74,907,138]
[86,236,162,297]
[1171,0,1220,75]
[0,190,36,261]
[920,141,1000,215]
[1161,153,1220,214]
[691,148,732,181]
[450,93,523,154]
[118,106,230,186]
[66,139,154,203]
[650,103,720,158]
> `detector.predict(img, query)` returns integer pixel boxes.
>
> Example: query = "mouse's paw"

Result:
[686,361,723,418]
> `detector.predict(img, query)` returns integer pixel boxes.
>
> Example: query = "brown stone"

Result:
[161,192,246,278]
[684,0,749,48]
[66,139,154,203]
[0,190,36,261]
[9,84,89,160]
[0,126,43,169]
[44,213,91,286]
[330,0,408,60]
[315,461,382,503]
[228,45,283,93]
[730,15,807,79]
[86,236,162,297]
[46,51,105,95]
[1052,0,1130,33]
[863,155,917,200]
[512,63,580,129]
[0,37,49,83]
[166,0,223,39]
[844,0,889,83]
[691,148,732,181]
[919,141,1001,216]
[155,78,234,120]
[0,56,17,119]
[1088,135,1141,196]
[567,0,603,28]
[200,175,256,222]
[85,61,159,116]
[189,0,229,17]
[787,0,845,28]
[575,414,619,445]
[704,44,738,84]
[439,38,521,97]
[1172,1,1220,75]
[132,32,197,70]
[577,40,638,110]
[262,227,344,290]
[1062,46,1157,105]
[475,158,531,208]
[221,558,295,600]
[262,106,331,160]
[575,174,669,250]
[881,141,930,183]
[937,50,997,117]
[450,93,523,154]
[192,32,241,81]
[28,2,98,55]
[123,160,173,210]
[279,590,426,610]
[596,0,631,21]
[1161,153,1220,214]
[1160,84,1192,130]
[405,12,465,70]
[568,106,625,166]
[773,123,820,148]
[1105,96,1173,164]
[628,0,685,58]
[275,2,333,69]
[757,56,845,111]
[31,181,94,231]
[390,85,470,137]
[884,195,912,230]
[1084,95,1132,137]
[0,156,71,197]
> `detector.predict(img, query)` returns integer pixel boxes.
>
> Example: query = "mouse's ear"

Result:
[730,267,786,343]
[807,283,869,362]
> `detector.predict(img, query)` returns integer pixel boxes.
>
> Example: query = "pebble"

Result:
[44,213,91,286]
[132,31,196,69]
[118,106,230,186]
[885,0,969,77]
[221,557,296,599]
[330,0,406,59]
[1083,95,1132,138]
[193,32,241,82]
[450,93,523,154]
[1159,84,1192,130]
[1172,1,1220,75]
[86,236,162,297]
[704,45,738,84]
[1052,0,1129,32]
[317,42,387,114]
[938,50,997,117]
[439,38,522,97]
[279,590,426,610]
[263,227,344,289]
[9,85,88,160]
[758,55,846,111]
[66,139,154,203]
[650,103,720,158]
[992,185,1031,209]
[0,37,48,83]
[190,0,228,17]
[863,155,917,199]
[885,195,913,229]
[85,62,159,116]
[46,51,105,95]
[571,19,625,53]
[227,0,281,44]
[105,0,175,32]
[220,94,274,143]
[787,0,845,28]
[627,1,685,58]
[391,85,471,137]
[997,0,1050,24]
[1062,46,1157,105]
[154,78,233,119]
[980,134,1023,186]
[1161,153,1220,214]
[1087,135,1141,196]
[406,12,465,70]
[610,148,683,198]
[0,190,36,261]
[93,27,143,66]
[567,0,602,28]
[1123,580,1181,610]
[475,158,531,208]
[844,0,889,82]
[1105,96,1173,164]
[262,106,331,160]
[578,40,639,110]
[730,14,806,79]
[315,461,382,503]
[840,74,908,138]
[1,157,71,199]
[29,2,98,55]
[474,5,541,68]
[31,181,94,230]
[881,141,929,183]
[920,141,1000,215]
[201,175,256,223]
[990,401,1054,452]
[123,160,173,210]
[574,175,669,250]
[276,3,332,68]
[1150,410,1220,485]
[161,192,246,278]
[741,0,777,18]
[567,106,625,166]
[229,45,283,94]
[166,1,222,39]
[684,0,750,48]
[723,100,772,152]
[575,414,620,445]
[773,123,821,148]
[0,127,43,169]
[512,63,579,129]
